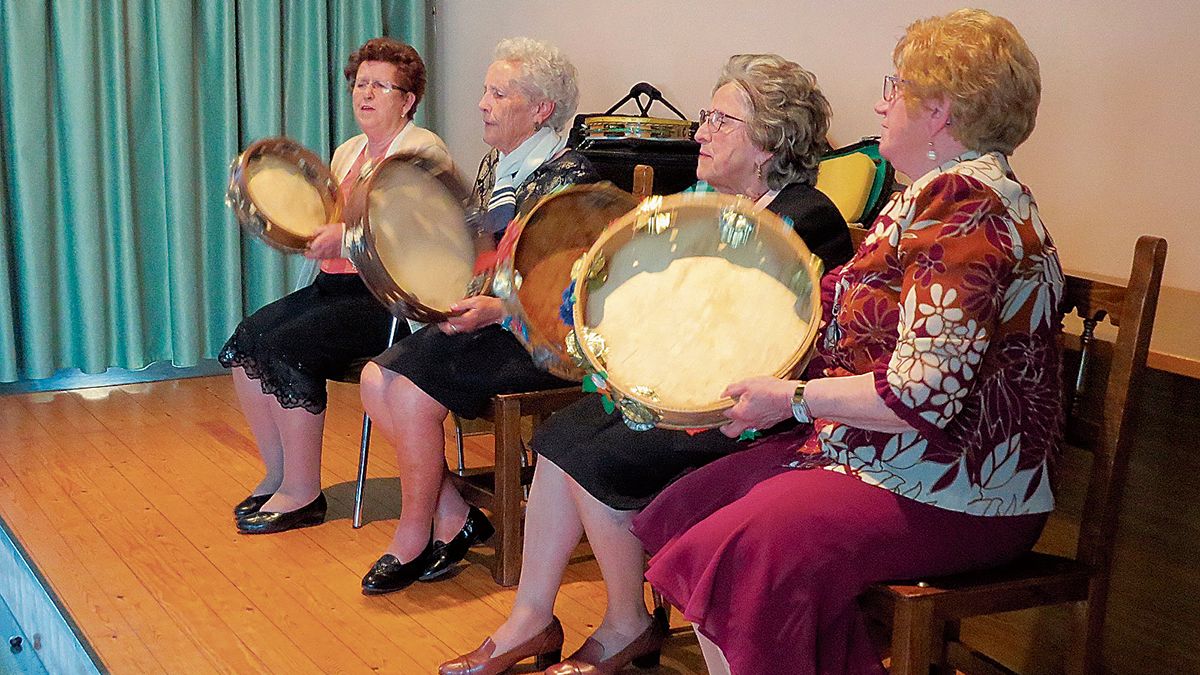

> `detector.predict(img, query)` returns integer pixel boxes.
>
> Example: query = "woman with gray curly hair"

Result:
[438,55,851,675]
[356,37,599,596]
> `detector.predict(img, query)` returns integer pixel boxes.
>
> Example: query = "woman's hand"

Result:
[438,295,506,335]
[719,376,798,438]
[304,223,345,259]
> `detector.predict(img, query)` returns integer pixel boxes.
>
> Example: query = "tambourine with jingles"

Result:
[579,115,695,141]
[568,192,823,430]
[492,184,639,380]
[226,137,341,253]
[344,152,481,324]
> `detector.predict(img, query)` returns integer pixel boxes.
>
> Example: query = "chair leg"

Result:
[491,398,524,586]
[453,413,467,476]
[1066,597,1100,675]
[353,411,372,528]
[933,620,959,675]
[651,587,672,626]
[888,599,937,675]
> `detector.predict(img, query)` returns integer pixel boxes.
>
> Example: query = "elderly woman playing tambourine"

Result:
[355,37,600,595]
[220,38,451,535]
[633,10,1065,674]
[438,54,853,675]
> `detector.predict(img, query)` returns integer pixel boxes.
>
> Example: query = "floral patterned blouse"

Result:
[803,151,1064,516]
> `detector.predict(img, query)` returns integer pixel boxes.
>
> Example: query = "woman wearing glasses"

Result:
[438,55,851,675]
[356,37,599,596]
[634,10,1062,674]
[222,37,452,534]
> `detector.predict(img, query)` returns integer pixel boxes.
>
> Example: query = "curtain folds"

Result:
[0,0,429,381]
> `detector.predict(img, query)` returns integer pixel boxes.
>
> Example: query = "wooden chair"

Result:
[860,235,1168,674]
[449,387,587,585]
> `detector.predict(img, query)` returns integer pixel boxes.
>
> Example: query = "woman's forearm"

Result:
[806,373,915,433]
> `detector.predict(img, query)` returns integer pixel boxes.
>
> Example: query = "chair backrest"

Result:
[1060,235,1166,570]
[816,153,878,223]
[816,138,896,224]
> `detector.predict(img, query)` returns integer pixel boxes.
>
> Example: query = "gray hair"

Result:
[493,37,579,132]
[715,54,832,189]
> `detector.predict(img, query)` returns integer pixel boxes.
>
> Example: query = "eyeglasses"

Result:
[353,79,407,95]
[883,75,910,102]
[698,109,747,132]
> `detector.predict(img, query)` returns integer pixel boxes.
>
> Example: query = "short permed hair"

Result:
[715,54,832,189]
[343,37,426,119]
[894,9,1041,154]
[493,37,580,132]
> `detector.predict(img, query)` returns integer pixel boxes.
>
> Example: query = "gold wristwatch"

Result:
[791,381,813,424]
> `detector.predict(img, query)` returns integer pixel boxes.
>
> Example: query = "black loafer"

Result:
[236,493,327,534]
[233,493,273,518]
[362,544,433,595]
[419,506,495,581]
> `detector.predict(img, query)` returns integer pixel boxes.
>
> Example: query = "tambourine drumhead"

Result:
[347,153,477,323]
[572,193,822,430]
[226,138,339,252]
[493,184,639,380]
[582,115,695,141]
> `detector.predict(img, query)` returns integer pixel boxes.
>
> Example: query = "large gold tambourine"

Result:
[226,137,341,253]
[569,192,823,430]
[492,184,639,380]
[345,152,481,324]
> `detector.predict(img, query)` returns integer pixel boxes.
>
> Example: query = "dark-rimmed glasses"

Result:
[699,109,747,132]
[353,79,407,95]
[883,75,910,102]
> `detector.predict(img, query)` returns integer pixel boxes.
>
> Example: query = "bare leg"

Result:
[260,403,326,512]
[231,367,284,496]
[360,363,455,563]
[486,458,584,653]
[695,626,732,675]
[431,474,471,542]
[571,479,653,657]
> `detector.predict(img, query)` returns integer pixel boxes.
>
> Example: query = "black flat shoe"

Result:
[236,493,327,535]
[362,544,434,595]
[419,506,495,581]
[233,493,273,518]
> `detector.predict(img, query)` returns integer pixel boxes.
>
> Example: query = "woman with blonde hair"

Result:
[633,10,1062,673]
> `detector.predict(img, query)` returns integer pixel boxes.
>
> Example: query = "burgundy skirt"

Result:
[631,428,1048,675]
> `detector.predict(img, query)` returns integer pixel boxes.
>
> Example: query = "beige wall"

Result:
[429,0,1198,292]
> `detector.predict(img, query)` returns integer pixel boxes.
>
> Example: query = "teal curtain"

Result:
[0,0,429,382]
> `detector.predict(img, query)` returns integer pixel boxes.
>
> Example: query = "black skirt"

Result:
[532,396,745,511]
[219,272,402,413]
[372,323,569,420]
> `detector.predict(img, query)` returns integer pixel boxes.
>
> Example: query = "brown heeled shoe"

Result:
[439,616,564,675]
[542,616,666,675]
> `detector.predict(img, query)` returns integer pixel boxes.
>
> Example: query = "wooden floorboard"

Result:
[0,376,706,674]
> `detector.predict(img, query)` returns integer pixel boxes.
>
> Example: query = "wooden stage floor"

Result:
[0,376,705,674]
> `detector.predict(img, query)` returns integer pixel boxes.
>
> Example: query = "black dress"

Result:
[371,149,599,419]
[533,182,852,510]
[219,272,402,414]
